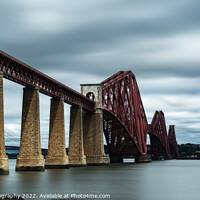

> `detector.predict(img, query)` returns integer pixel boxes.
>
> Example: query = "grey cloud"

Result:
[1,0,200,146]
[1,0,200,77]
[139,77,200,95]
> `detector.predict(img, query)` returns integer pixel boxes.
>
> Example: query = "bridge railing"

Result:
[0,50,95,111]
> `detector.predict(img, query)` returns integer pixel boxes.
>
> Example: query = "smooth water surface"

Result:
[0,159,200,200]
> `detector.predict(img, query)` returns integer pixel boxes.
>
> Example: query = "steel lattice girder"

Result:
[148,111,171,156]
[0,50,95,111]
[103,109,140,160]
[101,71,148,157]
[168,125,179,158]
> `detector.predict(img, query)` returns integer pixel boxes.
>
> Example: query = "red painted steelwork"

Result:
[168,125,179,158]
[148,111,170,157]
[0,50,95,111]
[101,71,148,161]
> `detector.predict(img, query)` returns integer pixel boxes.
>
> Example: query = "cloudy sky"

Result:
[0,0,200,147]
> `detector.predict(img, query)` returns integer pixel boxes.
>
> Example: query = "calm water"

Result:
[0,159,200,200]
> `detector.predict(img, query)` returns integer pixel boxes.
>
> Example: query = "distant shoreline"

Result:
[177,157,200,160]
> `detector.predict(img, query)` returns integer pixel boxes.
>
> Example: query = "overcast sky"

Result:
[0,0,200,147]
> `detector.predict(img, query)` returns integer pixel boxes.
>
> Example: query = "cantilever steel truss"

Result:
[168,125,179,158]
[101,71,148,160]
[148,111,171,157]
[0,50,95,111]
[101,71,179,160]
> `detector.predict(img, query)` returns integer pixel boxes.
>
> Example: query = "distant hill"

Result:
[178,143,200,158]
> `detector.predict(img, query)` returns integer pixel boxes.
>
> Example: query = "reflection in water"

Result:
[0,160,200,200]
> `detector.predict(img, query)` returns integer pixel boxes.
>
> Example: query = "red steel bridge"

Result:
[148,111,171,159]
[168,125,179,158]
[0,51,179,164]
[101,71,179,161]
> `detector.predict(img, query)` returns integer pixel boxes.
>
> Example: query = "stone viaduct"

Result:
[0,51,109,175]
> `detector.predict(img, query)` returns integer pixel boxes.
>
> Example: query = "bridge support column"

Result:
[83,110,110,165]
[135,155,151,163]
[81,84,110,165]
[45,98,68,168]
[68,106,86,166]
[0,72,9,175]
[165,155,173,160]
[16,87,44,171]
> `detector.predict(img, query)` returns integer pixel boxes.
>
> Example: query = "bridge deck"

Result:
[0,50,95,111]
